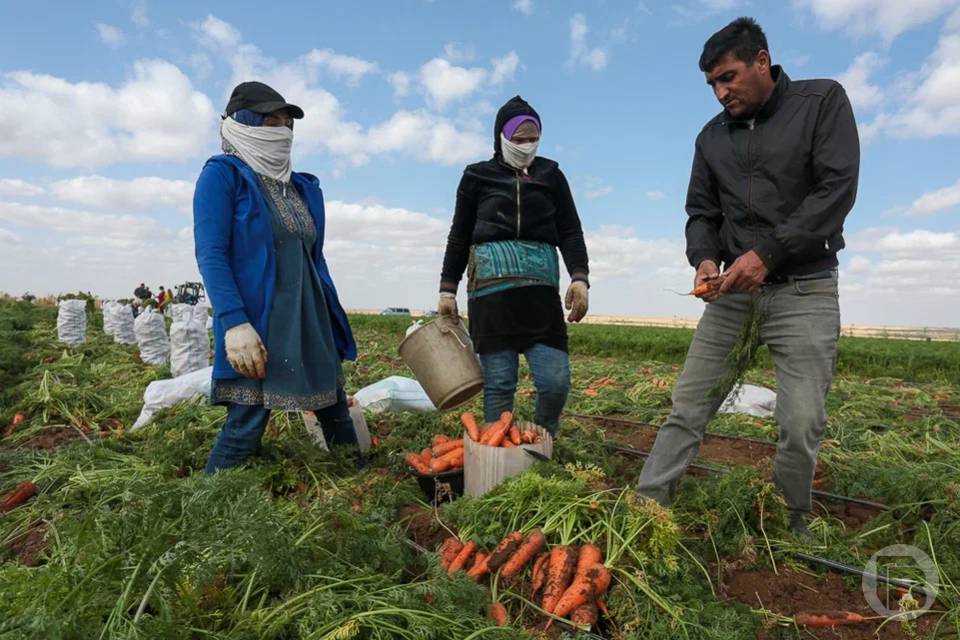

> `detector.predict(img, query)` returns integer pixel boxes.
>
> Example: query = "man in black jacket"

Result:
[636,17,859,535]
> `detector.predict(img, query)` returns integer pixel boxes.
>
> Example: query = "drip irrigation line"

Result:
[604,443,889,512]
[792,552,937,602]
[565,412,777,447]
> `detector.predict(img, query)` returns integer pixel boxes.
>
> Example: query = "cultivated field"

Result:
[1,300,958,639]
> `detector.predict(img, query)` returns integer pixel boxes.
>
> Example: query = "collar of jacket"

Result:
[725,65,790,126]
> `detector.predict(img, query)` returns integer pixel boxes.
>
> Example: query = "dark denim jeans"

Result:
[205,387,359,474]
[636,273,840,513]
[479,343,571,435]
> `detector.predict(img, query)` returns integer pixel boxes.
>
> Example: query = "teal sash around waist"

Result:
[467,240,560,299]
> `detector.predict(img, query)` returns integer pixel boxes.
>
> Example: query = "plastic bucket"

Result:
[398,318,484,411]
[463,421,553,497]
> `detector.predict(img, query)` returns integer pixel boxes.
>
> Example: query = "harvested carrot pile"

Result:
[404,433,465,474]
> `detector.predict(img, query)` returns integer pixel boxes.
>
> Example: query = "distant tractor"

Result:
[174,282,206,305]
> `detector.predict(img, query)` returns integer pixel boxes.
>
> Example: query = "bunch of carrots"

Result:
[405,434,465,475]
[437,531,611,629]
[460,411,544,448]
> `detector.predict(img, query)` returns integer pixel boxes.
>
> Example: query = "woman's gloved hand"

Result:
[438,292,459,318]
[565,281,589,322]
[225,322,268,379]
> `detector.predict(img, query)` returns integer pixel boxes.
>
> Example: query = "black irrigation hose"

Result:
[565,412,778,448]
[604,443,889,512]
[792,552,938,602]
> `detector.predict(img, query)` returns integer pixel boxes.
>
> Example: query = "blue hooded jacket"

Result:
[193,154,357,379]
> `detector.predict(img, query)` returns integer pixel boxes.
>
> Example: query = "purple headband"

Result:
[502,115,540,140]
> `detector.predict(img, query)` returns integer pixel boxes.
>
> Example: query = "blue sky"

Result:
[1,0,959,327]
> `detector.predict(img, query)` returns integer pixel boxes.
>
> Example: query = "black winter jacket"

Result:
[685,66,860,278]
[440,156,589,290]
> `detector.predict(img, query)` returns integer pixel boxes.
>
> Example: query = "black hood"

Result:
[493,95,541,157]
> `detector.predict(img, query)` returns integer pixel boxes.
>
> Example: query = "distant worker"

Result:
[635,17,860,536]
[193,81,360,473]
[134,283,151,301]
[437,95,590,437]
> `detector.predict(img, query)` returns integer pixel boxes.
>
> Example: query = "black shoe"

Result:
[789,510,811,538]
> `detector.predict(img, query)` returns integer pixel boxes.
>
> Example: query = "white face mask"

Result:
[500,133,539,171]
[220,116,294,182]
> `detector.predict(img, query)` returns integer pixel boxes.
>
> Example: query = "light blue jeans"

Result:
[479,343,571,435]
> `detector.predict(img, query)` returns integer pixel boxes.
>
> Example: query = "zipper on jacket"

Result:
[515,170,521,238]
[746,122,759,246]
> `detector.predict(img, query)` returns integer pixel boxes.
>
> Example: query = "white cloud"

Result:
[645,190,666,201]
[131,0,150,28]
[0,179,44,198]
[196,14,242,49]
[700,0,740,9]
[585,226,683,279]
[490,51,520,85]
[388,71,411,97]
[366,110,487,165]
[585,186,613,199]
[793,0,959,42]
[442,42,476,64]
[909,178,960,215]
[303,48,379,84]
[49,176,195,214]
[569,14,609,71]
[419,58,488,109]
[513,0,534,15]
[836,52,885,110]
[860,17,960,139]
[0,228,20,244]
[0,61,216,168]
[96,23,126,48]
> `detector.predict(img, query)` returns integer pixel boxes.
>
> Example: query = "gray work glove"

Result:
[565,281,589,322]
[225,322,268,379]
[438,292,459,318]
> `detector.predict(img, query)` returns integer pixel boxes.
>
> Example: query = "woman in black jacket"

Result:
[437,96,590,435]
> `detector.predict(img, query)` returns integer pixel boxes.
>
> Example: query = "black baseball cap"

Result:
[224,81,304,119]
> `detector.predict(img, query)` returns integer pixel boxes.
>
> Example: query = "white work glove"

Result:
[438,292,459,318]
[565,281,589,322]
[225,322,268,379]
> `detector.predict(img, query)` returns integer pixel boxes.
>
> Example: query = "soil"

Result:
[722,566,941,640]
[594,419,886,529]
[399,505,451,553]
[3,521,48,566]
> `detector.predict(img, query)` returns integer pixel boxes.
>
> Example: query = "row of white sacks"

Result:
[57,301,211,378]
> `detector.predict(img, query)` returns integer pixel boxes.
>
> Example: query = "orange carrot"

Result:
[3,412,26,439]
[484,420,511,447]
[509,425,521,445]
[521,428,536,444]
[500,529,546,578]
[596,597,609,616]
[432,434,450,446]
[487,531,524,571]
[502,440,516,448]
[574,544,603,576]
[795,611,877,628]
[432,439,464,456]
[466,550,490,580]
[0,481,37,512]
[531,551,549,594]
[571,602,598,626]
[420,448,433,463]
[552,563,611,620]
[447,540,478,575]
[430,447,464,473]
[461,413,481,442]
[542,545,578,613]
[489,602,508,626]
[404,452,431,474]
[438,536,463,568]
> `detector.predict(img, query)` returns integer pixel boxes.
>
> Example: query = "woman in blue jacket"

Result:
[193,81,359,473]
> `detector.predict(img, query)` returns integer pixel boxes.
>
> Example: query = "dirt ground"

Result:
[3,521,48,566]
[722,566,942,639]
